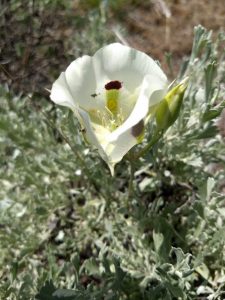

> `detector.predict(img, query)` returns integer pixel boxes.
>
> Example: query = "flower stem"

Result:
[128,158,135,200]
[125,151,136,211]
[134,130,163,159]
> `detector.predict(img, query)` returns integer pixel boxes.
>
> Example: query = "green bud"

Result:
[155,79,188,131]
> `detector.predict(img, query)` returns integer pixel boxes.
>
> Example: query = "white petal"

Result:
[117,86,138,121]
[78,108,109,162]
[93,43,167,92]
[97,74,167,167]
[78,108,135,175]
[108,74,167,142]
[104,129,137,165]
[50,72,77,109]
[65,55,105,111]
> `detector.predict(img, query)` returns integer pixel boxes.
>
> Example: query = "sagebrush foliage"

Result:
[0,3,225,299]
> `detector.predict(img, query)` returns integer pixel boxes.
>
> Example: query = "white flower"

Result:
[50,43,168,174]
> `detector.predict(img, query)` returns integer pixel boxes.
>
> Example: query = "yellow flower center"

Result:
[106,89,119,114]
[89,80,130,132]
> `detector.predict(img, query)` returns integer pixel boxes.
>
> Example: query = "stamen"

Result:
[105,106,114,118]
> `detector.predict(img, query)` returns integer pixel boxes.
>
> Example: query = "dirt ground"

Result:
[0,0,224,93]
[121,0,225,74]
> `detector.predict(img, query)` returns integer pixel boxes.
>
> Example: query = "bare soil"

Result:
[120,0,225,74]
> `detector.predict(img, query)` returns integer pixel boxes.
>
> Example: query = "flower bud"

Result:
[155,79,188,131]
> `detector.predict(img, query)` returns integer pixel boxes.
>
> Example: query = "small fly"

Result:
[91,93,100,98]
[79,128,86,134]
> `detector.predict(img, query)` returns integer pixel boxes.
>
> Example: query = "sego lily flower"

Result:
[50,43,168,174]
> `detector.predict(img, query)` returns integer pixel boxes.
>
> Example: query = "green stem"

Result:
[124,151,136,211]
[128,158,135,200]
[134,130,163,159]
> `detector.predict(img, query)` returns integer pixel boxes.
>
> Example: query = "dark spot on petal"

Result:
[131,120,144,137]
[105,80,122,90]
